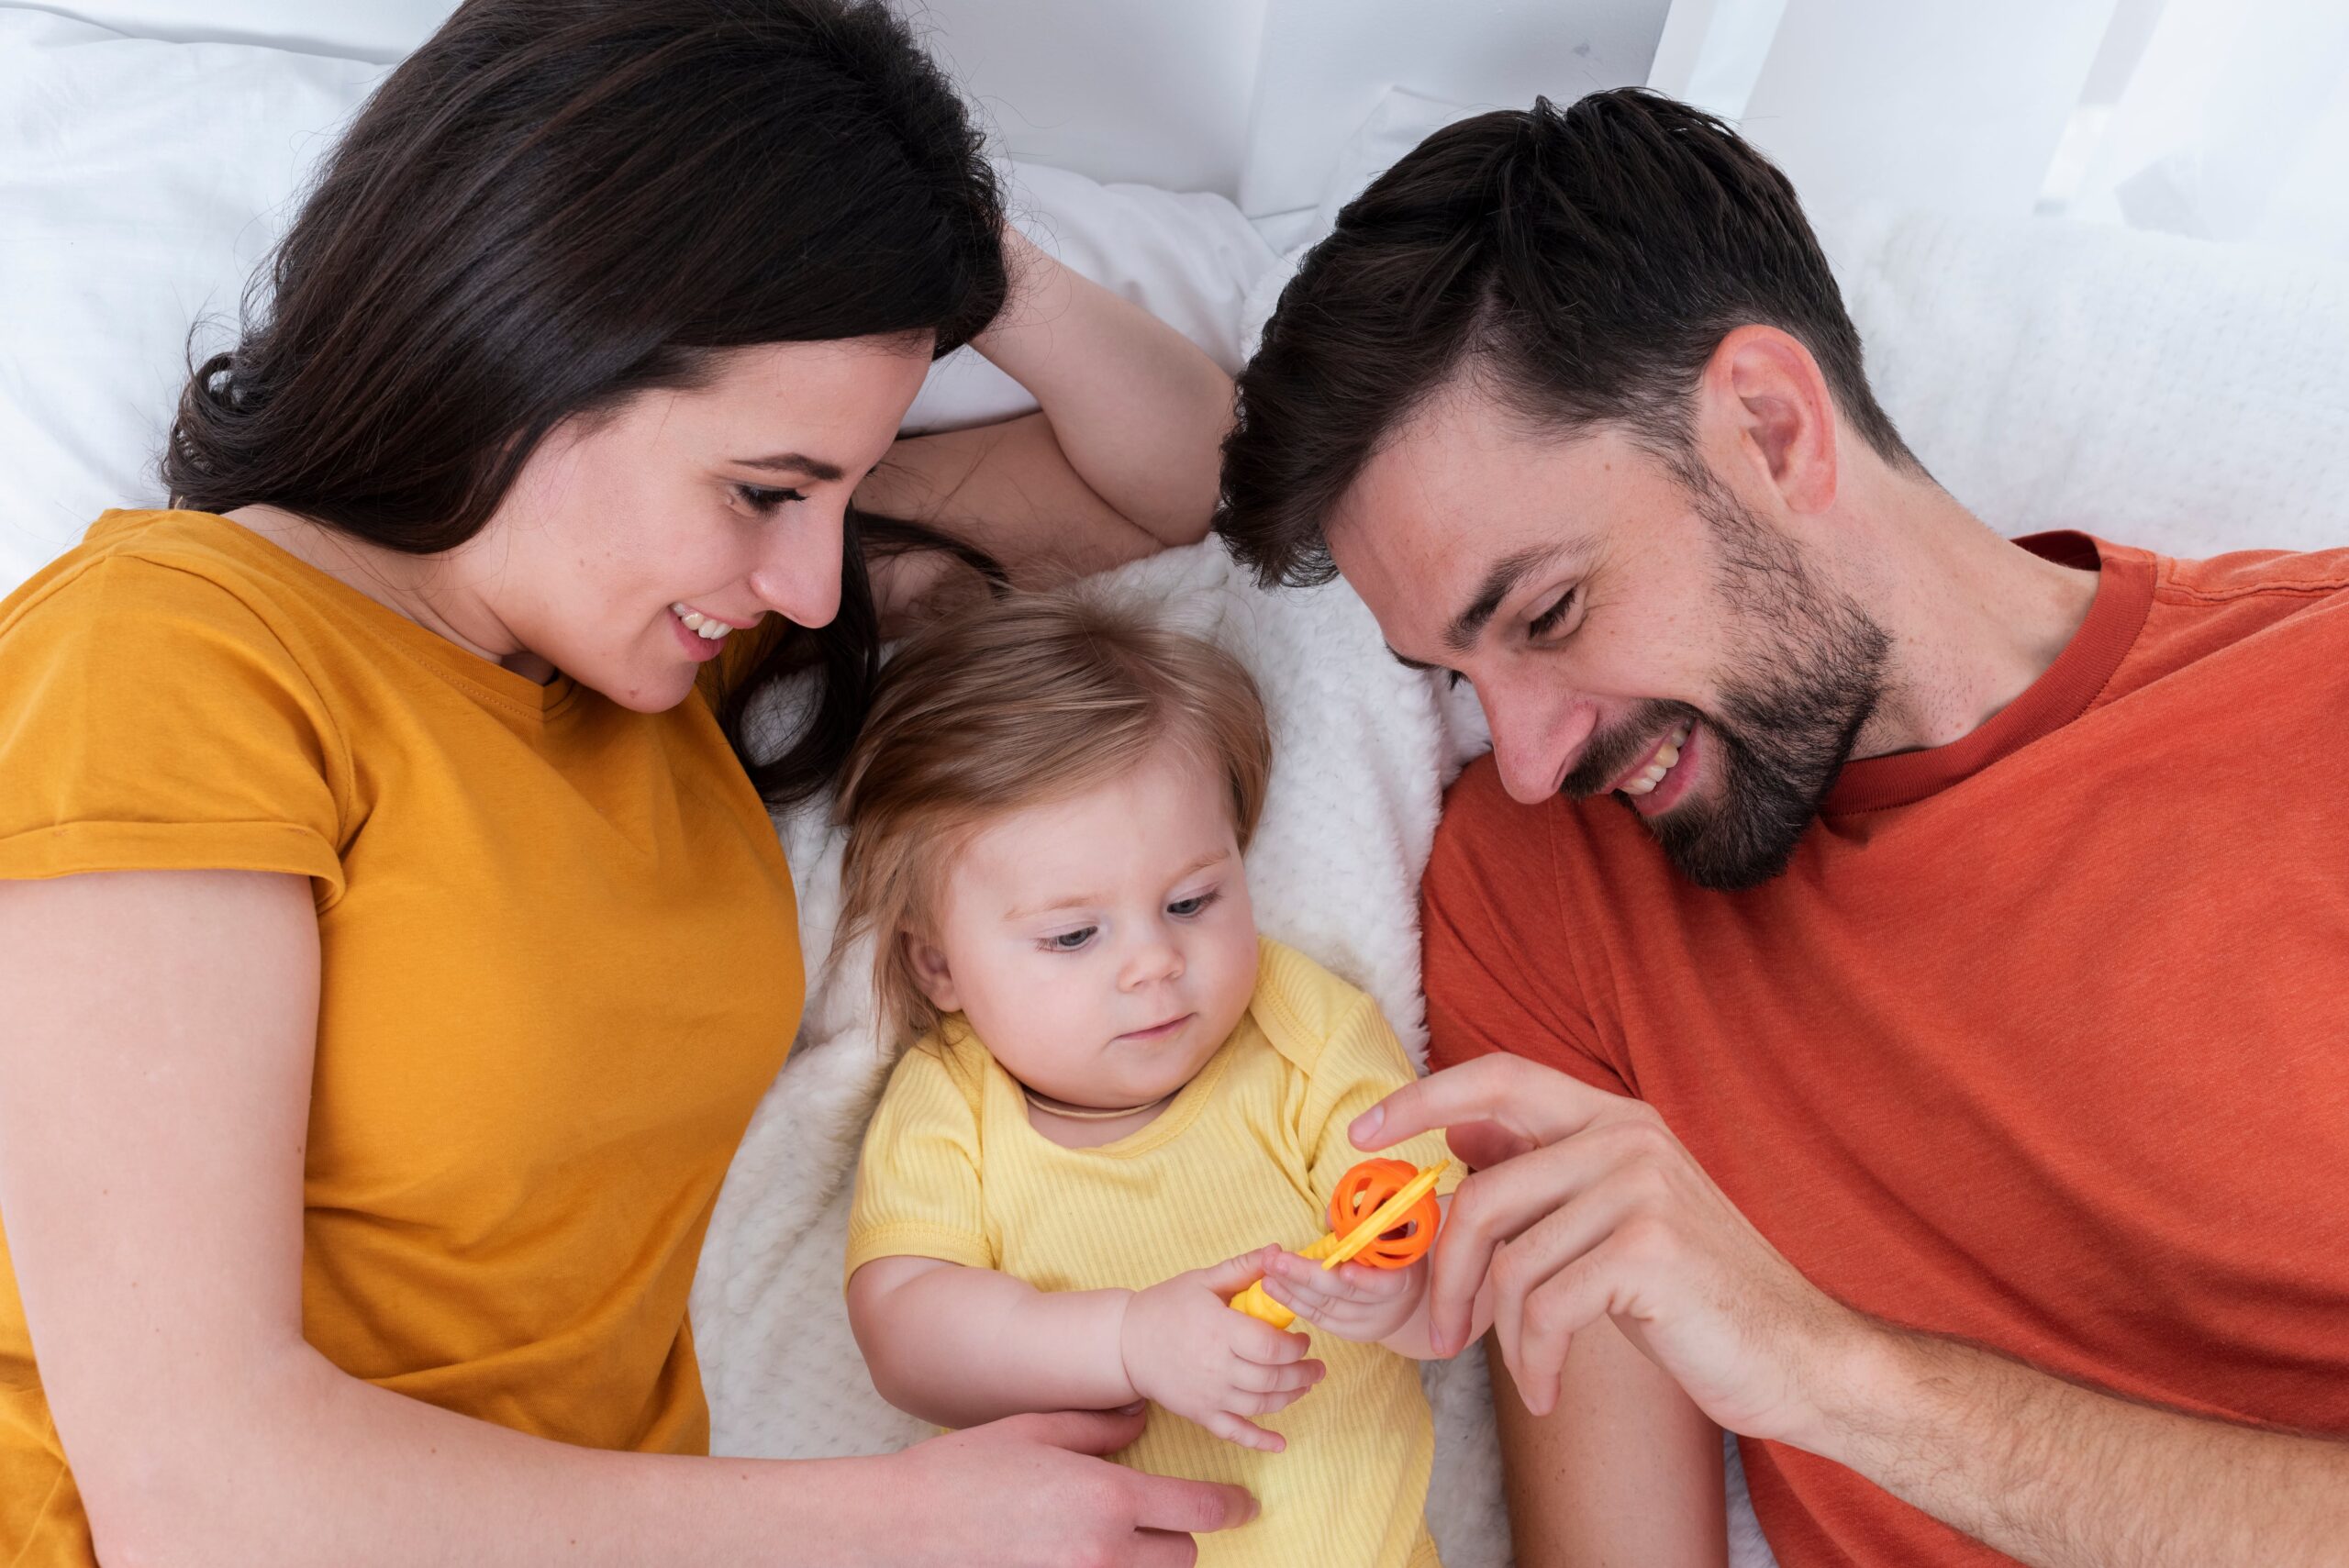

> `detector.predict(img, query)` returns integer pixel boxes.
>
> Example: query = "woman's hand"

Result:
[1119,1249,1326,1451]
[852,225,1236,629]
[890,1407,1257,1567]
[1256,1252,1427,1344]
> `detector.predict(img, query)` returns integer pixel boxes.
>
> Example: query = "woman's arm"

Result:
[0,872,1250,1568]
[1487,1322,1729,1567]
[854,228,1235,601]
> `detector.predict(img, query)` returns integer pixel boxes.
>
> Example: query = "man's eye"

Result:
[734,484,807,514]
[1527,587,1579,641]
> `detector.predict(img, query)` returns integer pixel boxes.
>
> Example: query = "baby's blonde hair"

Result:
[833,591,1273,1044]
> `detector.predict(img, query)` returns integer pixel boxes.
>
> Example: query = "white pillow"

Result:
[0,9,1277,596]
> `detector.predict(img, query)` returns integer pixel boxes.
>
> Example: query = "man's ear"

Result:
[904,930,961,1014]
[1708,324,1839,517]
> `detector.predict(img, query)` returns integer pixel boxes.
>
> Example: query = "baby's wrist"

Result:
[1111,1287,1149,1405]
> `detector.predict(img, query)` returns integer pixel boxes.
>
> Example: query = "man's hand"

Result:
[1354,1053,1862,1448]
[1119,1249,1328,1451]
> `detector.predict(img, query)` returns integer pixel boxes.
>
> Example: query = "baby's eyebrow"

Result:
[1000,850,1230,923]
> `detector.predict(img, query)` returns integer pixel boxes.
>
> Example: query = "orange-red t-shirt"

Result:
[1421,533,2349,1568]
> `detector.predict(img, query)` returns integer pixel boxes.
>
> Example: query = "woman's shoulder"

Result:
[4,508,321,647]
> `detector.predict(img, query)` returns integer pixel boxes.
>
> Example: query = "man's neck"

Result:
[1825,463,2102,764]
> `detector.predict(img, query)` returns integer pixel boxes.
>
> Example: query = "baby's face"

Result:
[909,740,1260,1109]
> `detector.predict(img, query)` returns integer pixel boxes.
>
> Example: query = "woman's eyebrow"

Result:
[737,451,845,482]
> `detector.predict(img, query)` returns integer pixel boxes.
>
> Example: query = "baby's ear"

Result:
[903,930,961,1013]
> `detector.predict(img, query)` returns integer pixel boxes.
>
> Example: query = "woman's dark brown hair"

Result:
[1218,88,1918,589]
[165,0,1008,804]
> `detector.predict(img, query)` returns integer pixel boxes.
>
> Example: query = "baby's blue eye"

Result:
[1168,890,1219,918]
[1042,927,1097,952]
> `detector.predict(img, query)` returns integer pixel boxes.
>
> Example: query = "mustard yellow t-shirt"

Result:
[847,938,1458,1568]
[0,510,803,1564]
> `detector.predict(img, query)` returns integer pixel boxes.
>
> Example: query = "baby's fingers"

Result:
[1200,1408,1286,1452]
[1233,1355,1325,1396]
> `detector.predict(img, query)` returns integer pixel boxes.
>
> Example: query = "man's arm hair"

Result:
[1815,1323,2349,1568]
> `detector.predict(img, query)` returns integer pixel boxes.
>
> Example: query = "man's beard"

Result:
[1562,481,1892,892]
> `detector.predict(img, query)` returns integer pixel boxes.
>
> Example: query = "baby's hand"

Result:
[1259,1251,1427,1344]
[1119,1247,1327,1451]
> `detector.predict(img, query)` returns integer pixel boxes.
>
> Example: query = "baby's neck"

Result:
[1020,1083,1180,1150]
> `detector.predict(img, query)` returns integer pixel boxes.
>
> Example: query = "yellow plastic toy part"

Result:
[1230,1161,1447,1329]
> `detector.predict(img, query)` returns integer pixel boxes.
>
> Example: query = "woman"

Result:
[0,2,1247,1562]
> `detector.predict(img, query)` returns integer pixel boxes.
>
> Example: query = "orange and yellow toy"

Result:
[1230,1158,1447,1329]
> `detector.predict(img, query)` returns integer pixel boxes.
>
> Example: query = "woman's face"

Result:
[460,336,933,711]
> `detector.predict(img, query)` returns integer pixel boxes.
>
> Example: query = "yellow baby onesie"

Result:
[847,937,1458,1568]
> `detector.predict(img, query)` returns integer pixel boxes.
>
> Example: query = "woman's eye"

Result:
[1527,587,1579,642]
[1167,890,1220,918]
[734,484,807,515]
[1040,927,1097,953]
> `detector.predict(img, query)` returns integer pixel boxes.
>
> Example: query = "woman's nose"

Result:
[746,502,846,628]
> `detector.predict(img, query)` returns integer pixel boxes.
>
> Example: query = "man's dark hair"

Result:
[1218,88,1917,588]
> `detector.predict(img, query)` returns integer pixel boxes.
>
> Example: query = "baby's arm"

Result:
[848,1255,1132,1429]
[850,1249,1329,1450]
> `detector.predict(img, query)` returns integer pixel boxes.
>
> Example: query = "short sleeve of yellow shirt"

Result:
[846,938,1457,1568]
[0,550,346,892]
[0,512,805,1566]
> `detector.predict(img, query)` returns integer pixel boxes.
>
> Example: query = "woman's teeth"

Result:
[1620,721,1693,797]
[671,603,732,641]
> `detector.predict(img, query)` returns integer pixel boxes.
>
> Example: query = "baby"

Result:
[836,592,1482,1568]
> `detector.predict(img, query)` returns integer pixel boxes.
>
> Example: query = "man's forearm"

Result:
[1811,1323,2349,1568]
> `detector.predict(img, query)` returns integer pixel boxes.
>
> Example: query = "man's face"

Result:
[1325,384,1890,891]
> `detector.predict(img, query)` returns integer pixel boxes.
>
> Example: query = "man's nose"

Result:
[1486,677,1598,805]
[746,500,846,629]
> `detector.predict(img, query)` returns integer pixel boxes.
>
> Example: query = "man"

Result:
[1217,88,2349,1568]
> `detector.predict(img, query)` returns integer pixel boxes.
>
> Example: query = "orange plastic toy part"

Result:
[1227,1158,1449,1328]
[1326,1158,1440,1269]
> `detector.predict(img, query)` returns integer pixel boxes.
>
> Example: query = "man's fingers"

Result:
[1445,1118,1538,1171]
[1426,1122,1663,1355]
[1128,1472,1263,1532]
[1352,1052,1636,1154]
[1499,1230,1646,1418]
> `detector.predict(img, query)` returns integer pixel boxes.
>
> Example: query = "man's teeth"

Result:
[1620,722,1693,797]
[671,602,732,640]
